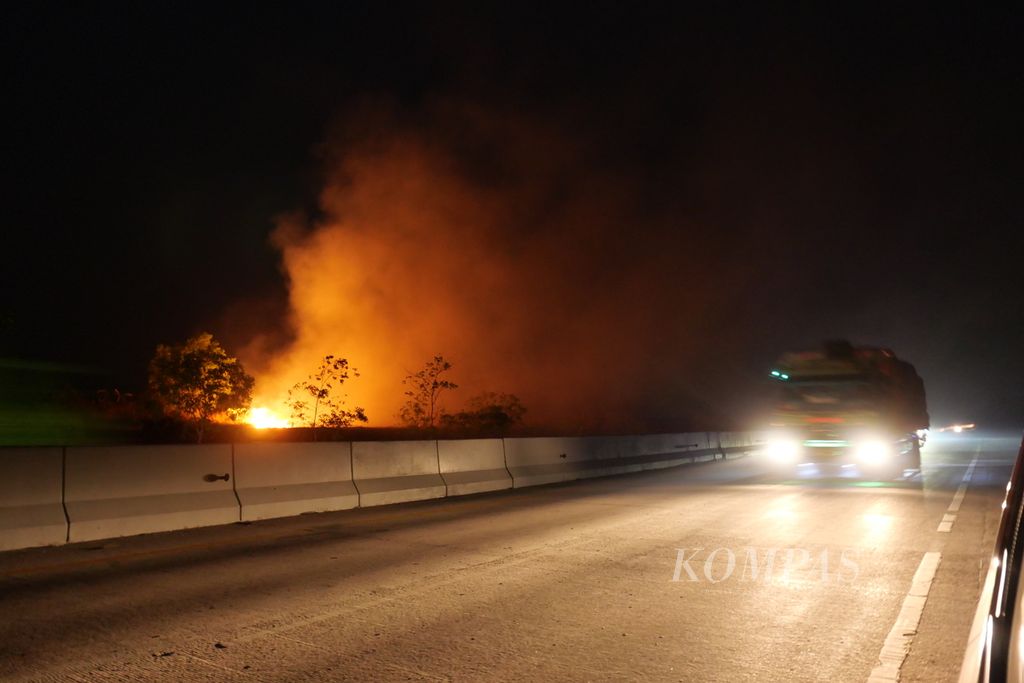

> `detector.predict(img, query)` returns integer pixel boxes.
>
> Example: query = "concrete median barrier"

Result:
[503,434,722,487]
[589,433,718,473]
[65,445,240,543]
[0,447,67,551]
[632,433,717,470]
[719,432,754,457]
[585,436,646,476]
[437,439,512,496]
[234,442,358,521]
[579,435,664,476]
[0,431,759,551]
[352,440,446,507]
[502,437,604,487]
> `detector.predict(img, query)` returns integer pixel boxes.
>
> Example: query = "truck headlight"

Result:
[765,437,800,463]
[854,440,891,464]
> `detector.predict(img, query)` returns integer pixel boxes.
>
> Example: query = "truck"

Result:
[764,340,929,478]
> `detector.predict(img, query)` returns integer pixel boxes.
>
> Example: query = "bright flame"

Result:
[247,407,290,429]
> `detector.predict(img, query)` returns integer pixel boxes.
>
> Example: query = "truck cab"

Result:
[764,341,928,478]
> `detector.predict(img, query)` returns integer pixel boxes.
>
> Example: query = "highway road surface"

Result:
[1,430,1020,682]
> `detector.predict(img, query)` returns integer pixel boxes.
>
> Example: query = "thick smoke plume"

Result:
[249,103,754,431]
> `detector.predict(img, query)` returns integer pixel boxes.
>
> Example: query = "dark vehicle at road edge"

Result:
[960,433,1024,682]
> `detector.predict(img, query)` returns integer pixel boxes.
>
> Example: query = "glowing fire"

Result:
[246,406,290,429]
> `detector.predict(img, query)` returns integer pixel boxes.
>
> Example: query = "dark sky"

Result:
[3,3,1022,428]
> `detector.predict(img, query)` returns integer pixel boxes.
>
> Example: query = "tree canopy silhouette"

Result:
[399,355,457,428]
[147,332,254,442]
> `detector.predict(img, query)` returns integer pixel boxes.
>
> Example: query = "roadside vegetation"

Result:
[147,332,254,443]
[0,333,527,445]
[286,355,368,439]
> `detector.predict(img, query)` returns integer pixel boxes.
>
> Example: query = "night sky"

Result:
[3,4,1022,429]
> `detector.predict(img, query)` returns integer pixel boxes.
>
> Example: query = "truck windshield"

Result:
[777,379,876,412]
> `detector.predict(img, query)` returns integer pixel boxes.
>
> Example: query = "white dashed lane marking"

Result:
[937,448,979,533]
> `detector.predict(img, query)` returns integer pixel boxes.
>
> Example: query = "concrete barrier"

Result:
[234,442,358,521]
[352,440,446,507]
[0,448,67,551]
[719,432,754,456]
[65,445,240,543]
[503,434,721,487]
[581,435,663,476]
[502,437,608,487]
[585,436,647,476]
[632,432,716,470]
[437,439,512,496]
[590,433,718,472]
[0,431,759,552]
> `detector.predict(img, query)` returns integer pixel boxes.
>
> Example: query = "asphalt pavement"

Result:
[0,430,1019,682]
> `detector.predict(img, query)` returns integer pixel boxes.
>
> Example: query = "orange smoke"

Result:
[245,105,743,431]
[250,138,513,425]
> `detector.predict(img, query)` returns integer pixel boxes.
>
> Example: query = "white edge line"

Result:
[868,551,942,682]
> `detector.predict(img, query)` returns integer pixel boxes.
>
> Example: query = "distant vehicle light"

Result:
[938,423,976,433]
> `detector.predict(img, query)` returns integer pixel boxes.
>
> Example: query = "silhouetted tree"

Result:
[286,355,367,438]
[440,392,526,434]
[400,355,457,428]
[147,332,254,443]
